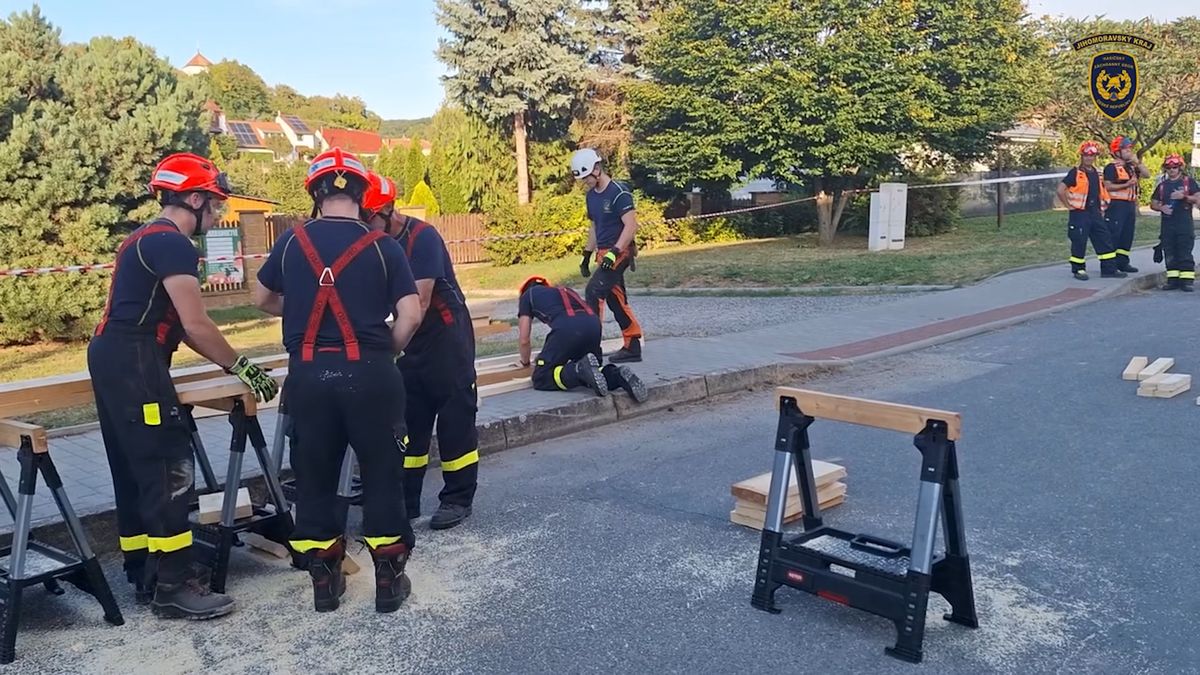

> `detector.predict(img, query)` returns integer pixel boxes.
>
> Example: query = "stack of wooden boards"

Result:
[729,459,847,530]
[1122,356,1193,399]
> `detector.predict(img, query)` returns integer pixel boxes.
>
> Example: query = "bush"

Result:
[483,193,589,265]
[905,174,961,237]
[674,215,741,244]
[407,180,441,217]
[629,190,673,250]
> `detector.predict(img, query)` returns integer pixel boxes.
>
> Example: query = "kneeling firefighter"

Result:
[516,276,649,402]
[254,149,423,613]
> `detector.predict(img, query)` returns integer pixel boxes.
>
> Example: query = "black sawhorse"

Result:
[186,396,294,593]
[751,387,978,663]
[0,430,122,665]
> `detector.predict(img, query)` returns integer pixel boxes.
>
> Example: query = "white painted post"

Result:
[868,191,887,251]
[884,182,908,250]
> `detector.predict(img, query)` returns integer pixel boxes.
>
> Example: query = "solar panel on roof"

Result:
[228,121,261,147]
[282,115,311,134]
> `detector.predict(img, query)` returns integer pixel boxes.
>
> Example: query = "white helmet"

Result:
[570,148,602,179]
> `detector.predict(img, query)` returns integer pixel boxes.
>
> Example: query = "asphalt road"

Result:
[10,290,1200,674]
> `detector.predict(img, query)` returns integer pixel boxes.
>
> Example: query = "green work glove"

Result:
[227,355,279,403]
[600,248,620,271]
[580,249,593,278]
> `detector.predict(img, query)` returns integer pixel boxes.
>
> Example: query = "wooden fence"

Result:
[263,213,487,265]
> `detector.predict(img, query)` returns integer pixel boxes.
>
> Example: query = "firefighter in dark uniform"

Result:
[572,148,644,363]
[1103,136,1151,273]
[1149,153,1200,291]
[1056,140,1124,281]
[516,276,649,402]
[88,152,278,619]
[361,171,478,531]
[253,149,423,613]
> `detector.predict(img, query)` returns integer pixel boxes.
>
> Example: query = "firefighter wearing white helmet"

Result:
[571,148,644,363]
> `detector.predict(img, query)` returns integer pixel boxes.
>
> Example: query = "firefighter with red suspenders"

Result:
[88,152,278,619]
[361,172,479,531]
[253,150,423,613]
[516,276,649,402]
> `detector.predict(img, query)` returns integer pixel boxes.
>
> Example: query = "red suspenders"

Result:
[403,221,454,325]
[94,223,181,338]
[558,286,593,316]
[290,225,387,362]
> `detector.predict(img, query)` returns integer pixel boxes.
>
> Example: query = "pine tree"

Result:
[403,141,426,198]
[0,8,207,342]
[435,0,588,205]
[406,180,441,217]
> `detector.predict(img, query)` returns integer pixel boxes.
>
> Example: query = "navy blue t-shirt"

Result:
[396,218,468,352]
[1152,175,1200,226]
[517,285,592,327]
[99,218,199,354]
[257,217,417,355]
[585,179,635,249]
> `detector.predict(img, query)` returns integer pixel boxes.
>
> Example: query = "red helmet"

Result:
[1079,141,1102,156]
[362,172,398,217]
[305,147,370,202]
[1164,153,1185,168]
[148,153,231,199]
[519,276,550,296]
[1110,136,1133,154]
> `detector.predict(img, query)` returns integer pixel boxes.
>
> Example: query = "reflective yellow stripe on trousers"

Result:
[364,535,402,549]
[442,449,479,472]
[148,531,192,553]
[290,539,337,553]
[119,534,148,552]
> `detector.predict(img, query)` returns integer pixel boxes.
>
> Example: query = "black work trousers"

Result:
[532,315,626,392]
[1105,200,1138,267]
[87,331,195,584]
[585,249,642,347]
[287,350,414,552]
[1068,209,1117,273]
[398,308,478,514]
[1160,218,1196,283]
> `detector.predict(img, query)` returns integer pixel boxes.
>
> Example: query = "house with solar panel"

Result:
[277,114,319,155]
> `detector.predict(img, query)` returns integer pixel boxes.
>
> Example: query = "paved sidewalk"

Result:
[0,248,1163,536]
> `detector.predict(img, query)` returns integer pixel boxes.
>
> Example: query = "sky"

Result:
[0,0,1193,121]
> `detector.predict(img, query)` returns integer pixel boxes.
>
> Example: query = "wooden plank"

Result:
[0,420,48,453]
[1122,356,1150,380]
[478,379,533,398]
[774,387,962,441]
[1137,357,1174,381]
[730,460,846,504]
[1153,375,1191,398]
[730,494,846,530]
[477,364,532,387]
[733,482,847,519]
[197,487,253,524]
[241,532,289,559]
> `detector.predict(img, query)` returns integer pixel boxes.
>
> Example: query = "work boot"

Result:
[608,338,642,363]
[1161,278,1180,291]
[306,539,347,613]
[1182,281,1194,292]
[369,542,412,613]
[573,353,608,397]
[132,561,212,605]
[1073,270,1089,281]
[1120,262,1139,273]
[429,503,471,530]
[150,579,235,620]
[1100,268,1127,278]
[603,364,649,403]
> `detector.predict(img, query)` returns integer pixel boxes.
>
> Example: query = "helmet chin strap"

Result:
[191,196,210,236]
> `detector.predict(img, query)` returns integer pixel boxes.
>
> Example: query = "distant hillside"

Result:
[381,117,433,139]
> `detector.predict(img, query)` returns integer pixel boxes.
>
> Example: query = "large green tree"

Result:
[1038,17,1200,156]
[402,141,426,198]
[201,59,270,119]
[373,144,409,201]
[425,104,511,213]
[0,7,207,343]
[629,0,1041,244]
[436,0,588,205]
